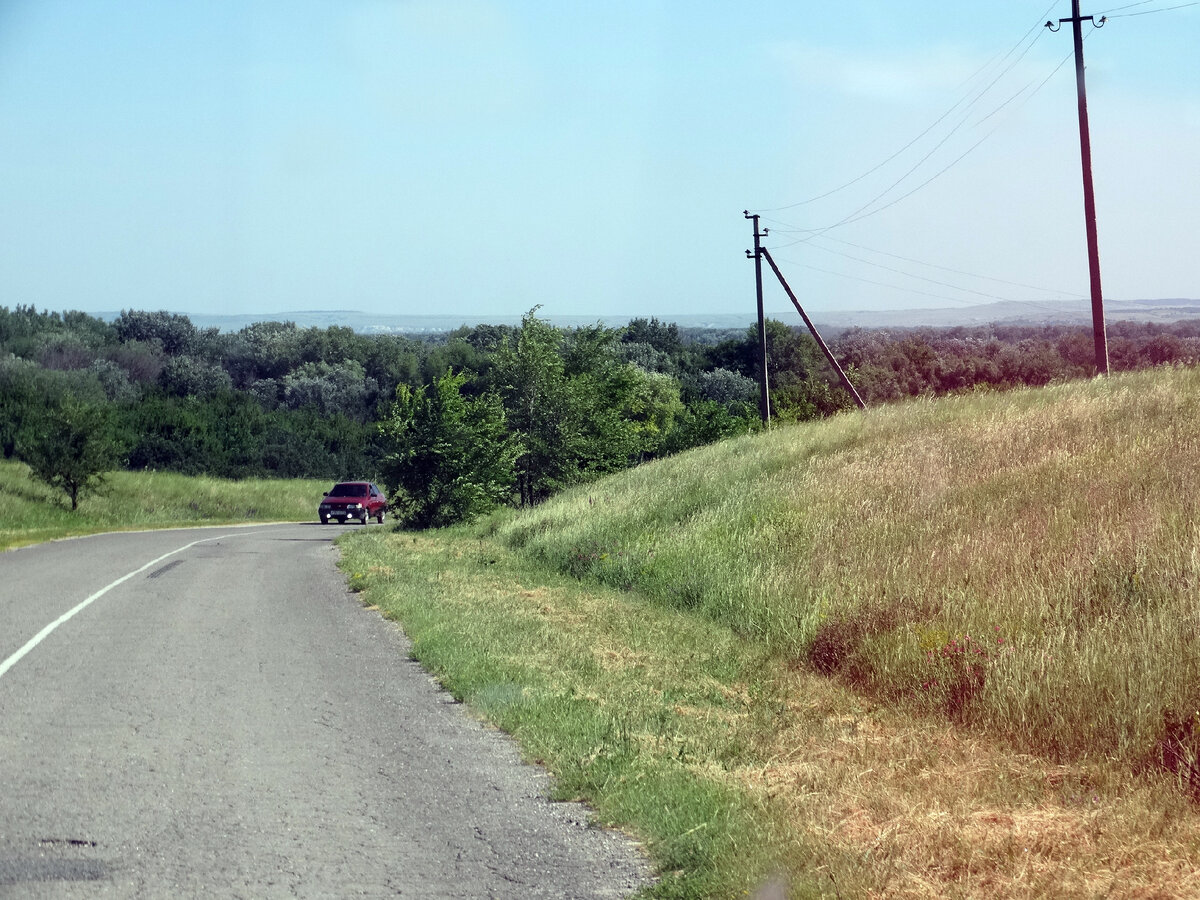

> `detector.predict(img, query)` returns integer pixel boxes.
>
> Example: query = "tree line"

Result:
[3,303,1199,519]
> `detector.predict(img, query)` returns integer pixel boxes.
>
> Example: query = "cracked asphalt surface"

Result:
[0,524,653,897]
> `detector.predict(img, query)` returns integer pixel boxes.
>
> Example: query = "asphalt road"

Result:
[0,523,651,898]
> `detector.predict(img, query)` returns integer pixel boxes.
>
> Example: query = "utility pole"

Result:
[744,211,771,423]
[1048,2,1110,375]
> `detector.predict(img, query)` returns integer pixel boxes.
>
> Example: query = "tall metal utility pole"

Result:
[1048,2,1109,375]
[744,211,771,423]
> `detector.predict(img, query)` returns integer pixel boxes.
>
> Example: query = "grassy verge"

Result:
[0,459,328,550]
[338,528,828,899]
[341,365,1200,897]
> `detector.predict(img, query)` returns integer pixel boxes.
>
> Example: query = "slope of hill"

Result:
[342,364,1200,898]
[501,364,1200,765]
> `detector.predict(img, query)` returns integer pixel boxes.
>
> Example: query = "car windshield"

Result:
[328,484,366,497]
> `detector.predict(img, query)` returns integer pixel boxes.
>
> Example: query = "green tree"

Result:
[114,309,198,355]
[493,310,581,506]
[661,399,758,455]
[0,355,108,459]
[159,355,234,399]
[377,370,517,528]
[280,359,379,423]
[0,355,49,459]
[17,398,122,510]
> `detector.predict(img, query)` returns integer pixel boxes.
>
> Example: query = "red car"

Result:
[318,481,388,525]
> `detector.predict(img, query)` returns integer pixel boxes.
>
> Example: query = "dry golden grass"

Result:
[346,522,1200,898]
[499,367,1200,767]
[351,525,1200,898]
[722,666,1200,899]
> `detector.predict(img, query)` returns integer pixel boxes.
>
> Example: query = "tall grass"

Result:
[0,459,329,549]
[338,530,812,899]
[493,366,1200,769]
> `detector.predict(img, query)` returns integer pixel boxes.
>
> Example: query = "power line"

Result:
[1097,0,1158,11]
[812,235,1086,297]
[763,41,1077,241]
[772,252,1092,316]
[804,242,1030,303]
[805,236,1088,301]
[1105,1,1198,16]
[753,2,1060,214]
[813,32,1049,227]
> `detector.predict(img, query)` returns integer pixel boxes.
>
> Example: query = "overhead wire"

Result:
[753,48,1012,211]
[759,41,1084,313]
[808,235,1088,299]
[754,1,1060,214]
[750,6,1118,315]
[1104,1,1198,16]
[1097,0,1159,12]
[772,248,1094,317]
[803,241,1034,303]
[771,258,980,307]
[813,235,1085,297]
[762,35,1079,247]
[809,36,1047,230]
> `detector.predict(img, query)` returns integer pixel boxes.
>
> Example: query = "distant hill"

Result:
[807,298,1200,330]
[90,299,1200,334]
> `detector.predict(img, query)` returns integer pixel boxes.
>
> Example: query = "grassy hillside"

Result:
[0,460,329,549]
[342,365,1200,898]
[497,365,1200,768]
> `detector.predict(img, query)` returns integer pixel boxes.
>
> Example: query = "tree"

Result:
[0,356,108,460]
[159,355,234,398]
[114,309,198,355]
[622,317,681,358]
[377,370,517,528]
[661,399,757,455]
[18,398,122,510]
[0,355,50,459]
[280,359,379,422]
[493,310,581,506]
[694,367,757,413]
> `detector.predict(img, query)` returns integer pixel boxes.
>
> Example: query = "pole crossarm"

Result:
[1046,12,1106,30]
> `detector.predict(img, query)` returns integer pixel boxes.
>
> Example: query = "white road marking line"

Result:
[0,528,281,682]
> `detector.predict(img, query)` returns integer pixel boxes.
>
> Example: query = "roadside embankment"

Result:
[342,365,1200,898]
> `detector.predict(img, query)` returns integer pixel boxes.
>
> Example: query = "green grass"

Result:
[339,529,830,899]
[340,365,1200,898]
[493,366,1200,769]
[0,459,328,549]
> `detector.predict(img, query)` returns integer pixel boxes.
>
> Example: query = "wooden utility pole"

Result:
[759,248,866,410]
[744,211,771,423]
[1048,2,1109,375]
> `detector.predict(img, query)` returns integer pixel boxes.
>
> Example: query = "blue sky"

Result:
[0,0,1195,321]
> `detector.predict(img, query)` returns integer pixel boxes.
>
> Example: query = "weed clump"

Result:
[806,607,899,681]
[807,618,860,675]
[1145,708,1200,801]
[919,632,991,721]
